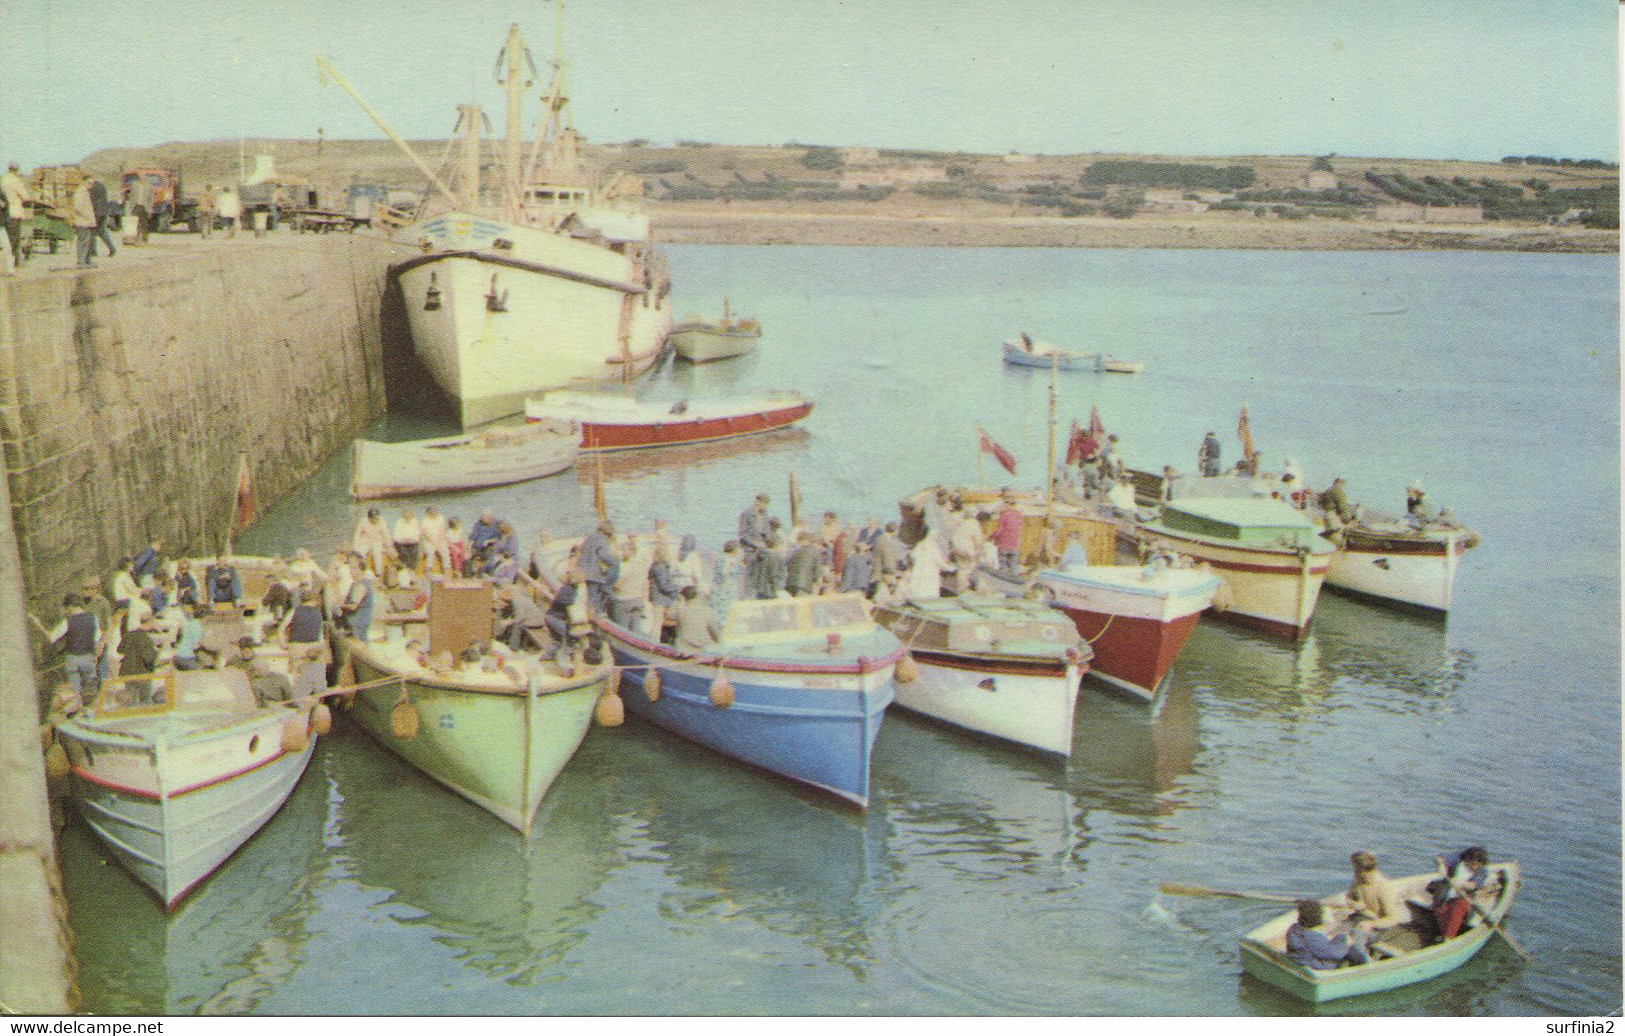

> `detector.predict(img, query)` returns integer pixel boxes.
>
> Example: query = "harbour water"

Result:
[59,245,1619,1015]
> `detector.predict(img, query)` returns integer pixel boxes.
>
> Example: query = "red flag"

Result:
[234,453,254,529]
[1065,420,1085,465]
[979,428,1017,475]
[1238,407,1257,468]
[1089,406,1104,439]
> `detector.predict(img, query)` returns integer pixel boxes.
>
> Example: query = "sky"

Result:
[0,0,1617,167]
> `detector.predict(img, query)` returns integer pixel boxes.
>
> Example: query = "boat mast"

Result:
[315,55,462,207]
[454,104,487,205]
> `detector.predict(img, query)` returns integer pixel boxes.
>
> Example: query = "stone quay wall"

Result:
[0,233,414,620]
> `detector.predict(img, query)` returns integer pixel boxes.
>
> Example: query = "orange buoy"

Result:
[311,703,333,735]
[709,675,735,709]
[644,668,662,703]
[44,741,70,780]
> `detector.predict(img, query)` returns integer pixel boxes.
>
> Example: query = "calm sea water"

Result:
[60,246,1620,1016]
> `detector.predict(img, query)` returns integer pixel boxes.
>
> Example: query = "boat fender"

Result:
[391,695,421,739]
[311,703,333,735]
[281,718,310,753]
[44,738,70,780]
[1205,565,1235,613]
[644,668,662,703]
[709,675,734,709]
[896,652,919,684]
[595,690,625,727]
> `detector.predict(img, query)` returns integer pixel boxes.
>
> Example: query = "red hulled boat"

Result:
[524,390,812,452]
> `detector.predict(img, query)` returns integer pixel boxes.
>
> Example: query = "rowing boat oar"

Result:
[1159,882,1310,905]
[1470,899,1532,963]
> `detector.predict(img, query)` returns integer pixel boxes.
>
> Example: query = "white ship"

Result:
[322,17,672,427]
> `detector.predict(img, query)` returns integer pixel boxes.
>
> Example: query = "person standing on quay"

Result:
[72,178,98,269]
[2,161,32,268]
[217,185,241,238]
[87,177,116,259]
[196,185,216,239]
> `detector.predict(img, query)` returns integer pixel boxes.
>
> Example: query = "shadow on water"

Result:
[61,743,333,1015]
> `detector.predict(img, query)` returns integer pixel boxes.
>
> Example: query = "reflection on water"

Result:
[62,748,331,1015]
[326,724,621,988]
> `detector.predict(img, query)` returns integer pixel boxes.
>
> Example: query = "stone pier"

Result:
[0,231,413,1012]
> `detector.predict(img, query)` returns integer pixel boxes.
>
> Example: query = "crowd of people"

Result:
[0,160,248,276]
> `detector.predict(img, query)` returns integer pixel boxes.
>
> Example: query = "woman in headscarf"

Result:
[674,533,708,594]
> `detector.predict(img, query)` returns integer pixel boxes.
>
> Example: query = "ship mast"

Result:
[525,0,583,190]
[494,23,536,218]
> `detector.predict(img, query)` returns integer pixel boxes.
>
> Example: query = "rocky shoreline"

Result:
[651,207,1619,254]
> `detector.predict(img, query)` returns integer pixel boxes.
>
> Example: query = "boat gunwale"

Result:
[346,637,612,698]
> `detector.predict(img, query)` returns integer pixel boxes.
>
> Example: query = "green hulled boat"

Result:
[346,633,611,834]
[1239,862,1522,1003]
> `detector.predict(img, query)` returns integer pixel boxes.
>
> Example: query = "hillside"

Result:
[75,138,1619,251]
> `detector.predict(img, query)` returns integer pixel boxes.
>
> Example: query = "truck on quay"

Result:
[121,167,203,232]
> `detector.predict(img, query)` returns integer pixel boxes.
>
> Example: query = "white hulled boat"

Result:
[323,19,672,428]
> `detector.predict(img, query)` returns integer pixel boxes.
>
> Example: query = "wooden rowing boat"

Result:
[534,535,900,808]
[54,668,321,909]
[350,418,580,499]
[871,594,1087,757]
[1002,338,1142,374]
[668,303,761,363]
[524,389,812,452]
[1239,862,1522,1002]
[342,578,613,834]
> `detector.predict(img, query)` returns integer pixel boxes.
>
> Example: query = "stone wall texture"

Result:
[0,234,413,615]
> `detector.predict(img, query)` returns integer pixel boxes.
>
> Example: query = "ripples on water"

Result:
[59,246,1619,1016]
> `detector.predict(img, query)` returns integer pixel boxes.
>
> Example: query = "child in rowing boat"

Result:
[1343,851,1404,940]
[1286,900,1371,970]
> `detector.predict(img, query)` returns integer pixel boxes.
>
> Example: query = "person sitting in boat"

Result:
[1317,477,1355,530]
[261,564,295,625]
[1430,846,1498,941]
[1281,457,1307,508]
[173,560,199,608]
[203,557,242,610]
[1343,851,1405,940]
[110,557,140,612]
[784,531,823,597]
[1285,900,1371,970]
[672,585,718,652]
[543,571,583,656]
[288,548,326,590]
[279,590,326,648]
[1406,480,1439,526]
[496,586,548,652]
[1019,331,1035,352]
[873,522,905,579]
[393,509,423,574]
[172,603,209,672]
[353,508,396,577]
[446,518,470,577]
[748,534,787,600]
[469,510,503,568]
[483,547,519,584]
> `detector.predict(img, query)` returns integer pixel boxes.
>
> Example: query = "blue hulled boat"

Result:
[536,537,902,807]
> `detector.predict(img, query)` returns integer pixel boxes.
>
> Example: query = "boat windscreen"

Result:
[724,594,871,640]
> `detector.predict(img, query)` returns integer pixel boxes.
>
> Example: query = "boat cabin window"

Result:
[723,593,872,642]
